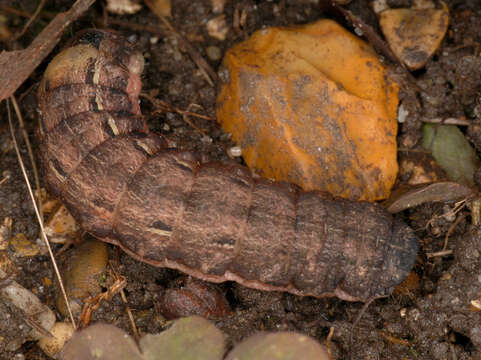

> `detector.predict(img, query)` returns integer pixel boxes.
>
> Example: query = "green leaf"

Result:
[422,124,480,186]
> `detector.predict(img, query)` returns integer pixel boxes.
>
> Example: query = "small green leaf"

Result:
[422,124,480,186]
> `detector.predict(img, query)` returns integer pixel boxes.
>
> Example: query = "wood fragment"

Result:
[0,0,95,102]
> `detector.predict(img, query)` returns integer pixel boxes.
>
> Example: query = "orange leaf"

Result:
[216,19,399,201]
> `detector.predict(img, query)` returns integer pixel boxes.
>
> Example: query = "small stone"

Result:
[206,46,222,61]
[378,1,450,70]
[38,322,75,357]
[106,0,142,15]
[206,15,229,41]
[227,146,242,158]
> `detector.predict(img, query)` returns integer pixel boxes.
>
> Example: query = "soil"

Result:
[0,0,481,359]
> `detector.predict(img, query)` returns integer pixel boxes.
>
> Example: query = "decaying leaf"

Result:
[378,0,449,70]
[398,151,447,185]
[224,332,329,360]
[147,0,171,17]
[386,182,473,213]
[217,19,399,201]
[45,203,80,244]
[62,316,224,360]
[422,124,481,186]
[0,0,95,102]
[62,316,331,360]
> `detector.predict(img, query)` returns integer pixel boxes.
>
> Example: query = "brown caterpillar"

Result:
[36,29,418,302]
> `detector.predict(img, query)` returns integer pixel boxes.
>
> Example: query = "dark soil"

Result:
[0,0,480,359]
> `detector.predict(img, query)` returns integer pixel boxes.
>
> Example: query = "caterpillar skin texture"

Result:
[37,29,419,302]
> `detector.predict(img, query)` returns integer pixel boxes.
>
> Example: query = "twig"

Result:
[325,326,335,360]
[144,0,217,86]
[422,117,471,126]
[141,93,211,136]
[110,262,139,341]
[0,5,55,19]
[13,0,46,40]
[378,330,411,346]
[104,18,167,37]
[6,99,76,329]
[0,173,10,186]
[443,213,466,251]
[78,273,127,328]
[426,250,453,258]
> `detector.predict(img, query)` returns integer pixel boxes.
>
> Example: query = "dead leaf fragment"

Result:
[148,0,171,17]
[379,1,449,70]
[45,204,80,244]
[0,0,95,102]
[398,151,447,185]
[386,182,473,213]
[10,233,39,257]
[217,19,399,201]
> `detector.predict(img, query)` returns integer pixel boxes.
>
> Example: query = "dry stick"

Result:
[325,326,335,360]
[426,249,453,258]
[0,5,55,19]
[144,0,217,86]
[10,96,44,224]
[422,117,471,126]
[13,0,46,40]
[109,261,140,341]
[141,93,211,136]
[105,18,166,37]
[443,213,467,251]
[6,99,77,329]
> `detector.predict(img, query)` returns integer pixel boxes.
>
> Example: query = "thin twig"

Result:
[13,0,46,40]
[78,273,127,328]
[422,117,471,126]
[426,249,453,258]
[443,213,466,251]
[325,326,335,360]
[141,93,211,136]
[0,5,54,19]
[10,96,44,224]
[105,18,166,37]
[110,262,139,341]
[144,0,217,86]
[6,99,76,329]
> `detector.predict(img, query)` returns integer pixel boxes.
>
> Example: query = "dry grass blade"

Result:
[6,99,77,329]
[10,96,44,224]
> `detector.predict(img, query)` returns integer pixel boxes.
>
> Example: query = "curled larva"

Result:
[36,29,418,302]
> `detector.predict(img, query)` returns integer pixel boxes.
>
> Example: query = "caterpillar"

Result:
[36,29,419,302]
